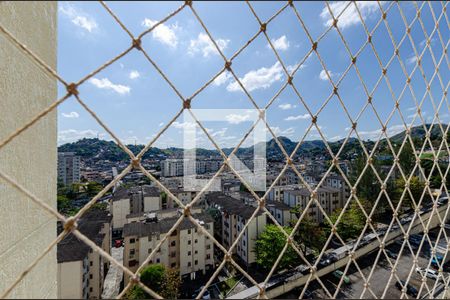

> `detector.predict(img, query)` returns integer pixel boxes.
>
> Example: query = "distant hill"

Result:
[58,124,447,162]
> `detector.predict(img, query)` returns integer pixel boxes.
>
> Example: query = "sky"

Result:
[57,1,449,149]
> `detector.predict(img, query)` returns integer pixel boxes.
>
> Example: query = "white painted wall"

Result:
[0,2,57,298]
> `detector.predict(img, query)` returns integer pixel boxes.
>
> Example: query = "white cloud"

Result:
[59,3,98,32]
[356,124,405,140]
[319,69,335,81]
[142,18,179,48]
[58,129,106,145]
[420,38,436,48]
[278,103,296,110]
[227,62,284,92]
[329,135,343,141]
[285,114,310,121]
[188,33,230,57]
[61,111,80,118]
[172,121,197,131]
[213,71,232,86]
[406,55,418,65]
[129,70,140,79]
[89,78,131,95]
[270,126,295,137]
[320,1,379,30]
[268,35,290,51]
[407,111,427,119]
[225,113,251,124]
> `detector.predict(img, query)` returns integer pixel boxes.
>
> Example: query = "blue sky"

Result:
[57,1,449,149]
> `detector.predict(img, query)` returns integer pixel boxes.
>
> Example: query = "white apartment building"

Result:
[266,201,297,226]
[123,212,214,284]
[283,187,341,223]
[58,152,81,185]
[111,185,161,237]
[161,158,222,177]
[57,209,112,299]
[206,192,266,265]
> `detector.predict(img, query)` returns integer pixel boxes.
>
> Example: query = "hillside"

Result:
[58,124,447,162]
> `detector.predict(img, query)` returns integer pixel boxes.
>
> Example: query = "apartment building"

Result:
[283,187,341,223]
[267,184,302,202]
[266,201,297,226]
[123,212,214,284]
[57,209,112,299]
[58,152,81,185]
[161,158,222,177]
[206,192,266,266]
[111,185,161,237]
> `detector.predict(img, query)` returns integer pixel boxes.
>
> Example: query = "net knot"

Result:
[66,83,79,96]
[183,99,191,109]
[64,217,77,232]
[132,38,142,50]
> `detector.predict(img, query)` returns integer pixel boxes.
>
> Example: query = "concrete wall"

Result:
[57,261,84,299]
[0,2,57,298]
[112,199,130,229]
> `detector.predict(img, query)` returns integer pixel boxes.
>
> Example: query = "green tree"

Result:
[392,176,427,209]
[329,199,372,241]
[127,264,181,299]
[160,268,181,299]
[254,224,297,270]
[290,214,326,253]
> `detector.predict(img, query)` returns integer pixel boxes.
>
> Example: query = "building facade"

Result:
[123,212,214,284]
[57,209,112,299]
[58,152,81,185]
[206,192,266,265]
[283,187,341,223]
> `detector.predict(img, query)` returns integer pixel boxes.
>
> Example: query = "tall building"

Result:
[57,209,112,299]
[58,152,81,185]
[123,211,214,283]
[111,185,161,238]
[206,192,266,266]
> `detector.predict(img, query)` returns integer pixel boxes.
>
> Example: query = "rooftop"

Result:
[123,212,213,237]
[57,209,112,263]
[206,192,263,219]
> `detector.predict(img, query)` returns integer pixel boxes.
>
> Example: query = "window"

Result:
[187,229,191,234]
[195,260,198,265]
[206,244,211,250]
[188,251,191,256]
[188,262,191,267]
[148,236,151,242]
[206,254,211,260]
[148,248,152,254]
[171,263,176,268]
[171,241,176,247]
[90,287,93,293]
[90,261,93,267]
[130,238,135,244]
[89,274,93,279]
[194,239,198,244]
[171,251,176,258]
[188,240,191,245]
[171,230,177,236]
[156,258,160,263]
[194,250,198,254]
[130,249,135,256]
